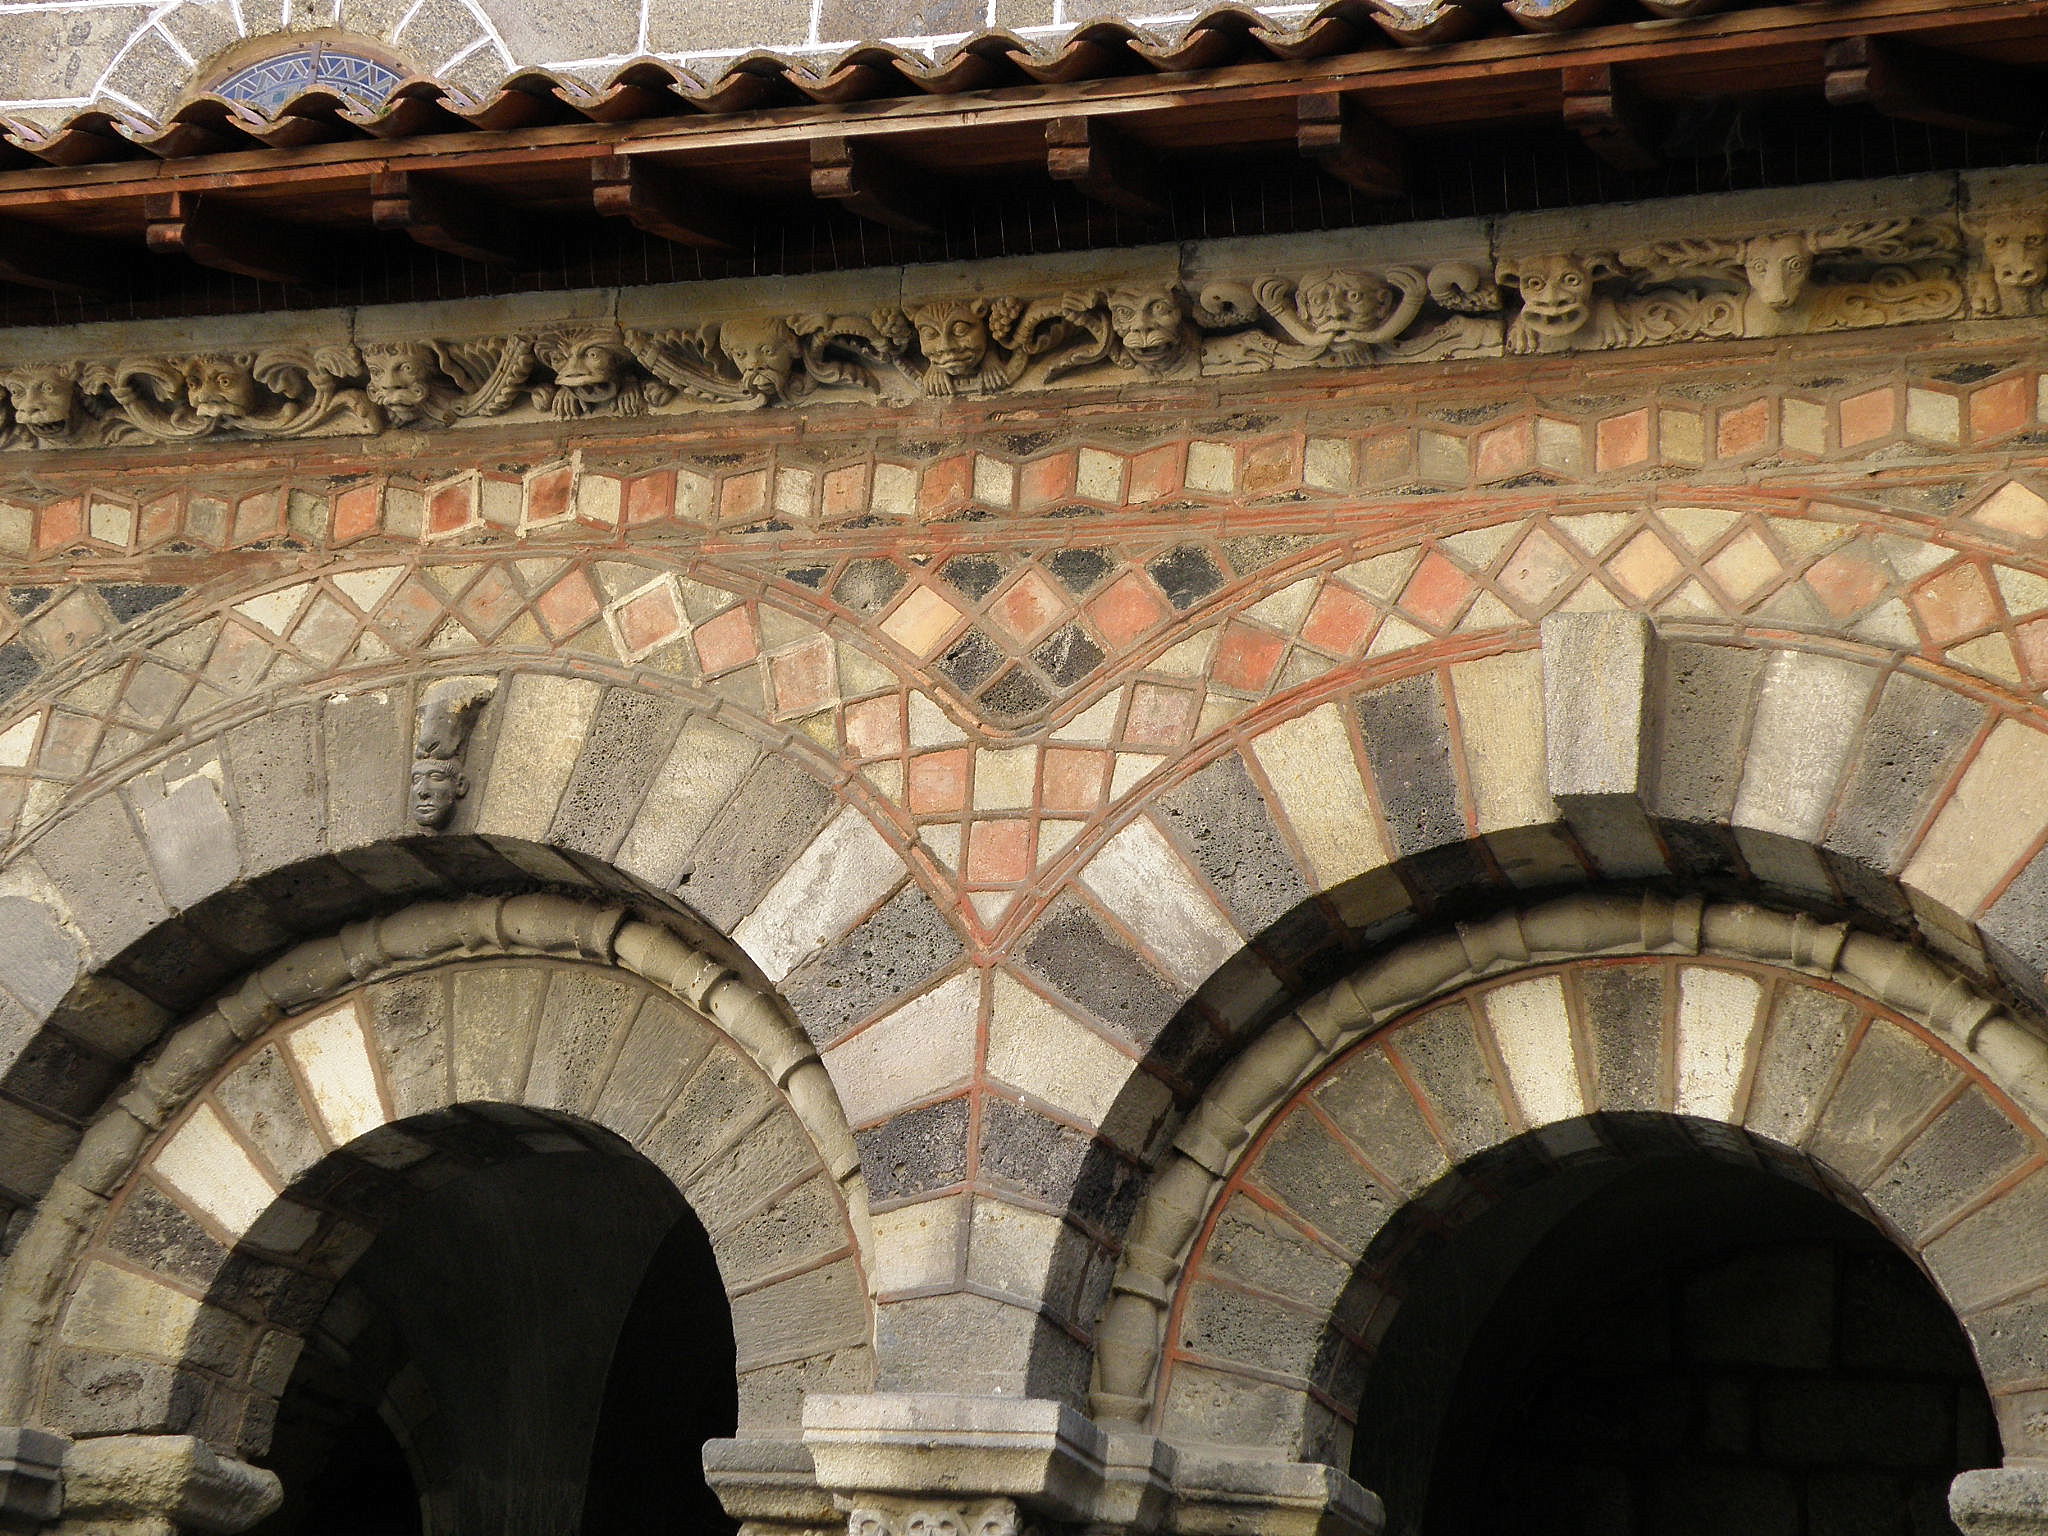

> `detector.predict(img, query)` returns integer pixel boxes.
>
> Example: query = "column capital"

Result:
[54,1435,280,1536]
[1953,1465,2048,1535]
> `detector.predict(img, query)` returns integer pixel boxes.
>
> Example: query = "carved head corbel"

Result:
[1964,205,2048,305]
[180,352,263,422]
[1738,231,1819,312]
[909,298,995,382]
[1105,282,1193,373]
[0,361,86,440]
[361,339,452,422]
[410,676,495,830]
[715,314,803,404]
[1496,250,1619,343]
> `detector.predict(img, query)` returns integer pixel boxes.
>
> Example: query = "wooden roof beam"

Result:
[1298,94,1403,198]
[371,169,522,266]
[591,155,746,251]
[1047,116,1170,219]
[811,135,938,237]
[1824,34,2043,135]
[1563,63,1660,171]
[143,190,328,285]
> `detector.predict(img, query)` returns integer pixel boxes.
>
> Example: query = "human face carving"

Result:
[1107,287,1188,367]
[409,758,466,828]
[719,317,800,399]
[913,303,991,378]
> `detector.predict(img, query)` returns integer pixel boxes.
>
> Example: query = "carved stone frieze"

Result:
[0,172,2037,455]
[846,1497,1024,1536]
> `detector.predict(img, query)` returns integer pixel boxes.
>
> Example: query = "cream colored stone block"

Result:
[1248,704,1389,889]
[153,1102,278,1236]
[473,672,602,838]
[1078,816,1243,988]
[985,971,1135,1128]
[774,468,816,518]
[872,463,918,519]
[823,970,979,1125]
[1674,967,1762,1122]
[973,456,1016,508]
[283,1002,387,1147]
[734,806,906,983]
[0,502,31,554]
[973,748,1038,811]
[88,499,133,546]
[64,1261,202,1362]
[969,1197,1066,1300]
[1904,719,2048,915]
[232,583,312,637]
[1109,751,1164,799]
[869,1195,966,1294]
[1449,650,1552,833]
[1483,975,1583,1126]
[1077,448,1124,502]
[1186,440,1236,494]
[572,471,620,525]
[1906,388,1962,443]
[617,716,757,887]
[332,566,403,613]
[1304,437,1353,491]
[1781,398,1828,456]
[0,714,38,770]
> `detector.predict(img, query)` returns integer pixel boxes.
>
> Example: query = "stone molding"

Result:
[1952,1466,2048,1535]
[1086,889,2048,1425]
[53,1435,279,1536]
[0,893,865,1427]
[0,172,2042,456]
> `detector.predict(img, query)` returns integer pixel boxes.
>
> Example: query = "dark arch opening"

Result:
[1347,1118,1998,1536]
[246,1106,738,1536]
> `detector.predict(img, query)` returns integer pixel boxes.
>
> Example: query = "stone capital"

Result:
[0,1429,65,1529]
[55,1435,280,1536]
[1953,1465,2048,1535]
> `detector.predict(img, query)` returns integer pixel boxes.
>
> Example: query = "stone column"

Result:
[1953,1466,2048,1535]
[50,1435,279,1536]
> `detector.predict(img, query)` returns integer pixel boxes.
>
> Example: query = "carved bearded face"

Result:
[183,355,260,421]
[1979,211,2048,290]
[409,757,466,828]
[1107,286,1189,370]
[2,365,80,435]
[363,342,441,416]
[1499,253,1608,337]
[718,316,801,400]
[1297,270,1397,343]
[912,302,991,379]
[1742,233,1816,311]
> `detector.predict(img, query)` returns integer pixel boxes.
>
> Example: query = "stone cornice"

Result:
[0,171,2043,459]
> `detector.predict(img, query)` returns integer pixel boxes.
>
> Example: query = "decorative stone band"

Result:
[1086,888,2048,1426]
[0,170,2041,455]
[0,893,864,1427]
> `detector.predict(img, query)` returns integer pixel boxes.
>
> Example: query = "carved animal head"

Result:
[361,341,445,418]
[409,757,467,829]
[181,353,261,421]
[1106,285,1191,371]
[1740,232,1818,311]
[1973,207,2048,290]
[909,299,992,379]
[1495,252,1617,338]
[717,315,802,401]
[1,363,83,436]
[1296,270,1399,343]
[540,331,635,409]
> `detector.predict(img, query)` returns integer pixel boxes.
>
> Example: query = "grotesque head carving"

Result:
[182,354,261,422]
[1740,232,1817,311]
[409,676,495,830]
[717,316,802,402]
[543,332,636,412]
[1496,252,1618,340]
[1296,270,1398,344]
[362,341,445,420]
[2,363,83,438]
[910,300,993,380]
[1975,208,2048,291]
[1107,285,1191,372]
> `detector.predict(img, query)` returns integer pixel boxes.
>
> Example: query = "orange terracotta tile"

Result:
[1399,550,1473,629]
[1474,419,1534,481]
[1301,581,1377,655]
[1212,623,1287,692]
[772,636,836,715]
[1703,528,1781,606]
[1020,454,1077,509]
[2014,615,2048,681]
[845,696,903,759]
[1972,375,2034,442]
[920,454,974,514]
[525,464,573,525]
[880,586,967,658]
[1127,444,1184,504]
[1242,438,1300,496]
[333,483,381,545]
[1839,387,1896,446]
[1041,747,1108,812]
[909,748,971,813]
[1606,530,1684,600]
[1360,431,1412,486]
[966,818,1034,883]
[36,499,80,551]
[1716,399,1772,459]
[427,479,473,536]
[535,571,602,638]
[1125,683,1197,746]
[719,470,768,523]
[624,471,675,526]
[1595,408,1652,470]
[1804,548,1891,619]
[991,568,1067,644]
[1914,563,2001,645]
[694,605,760,674]
[822,463,871,518]
[1087,572,1170,649]
[613,583,686,657]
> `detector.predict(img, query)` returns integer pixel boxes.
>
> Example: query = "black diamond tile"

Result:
[942,555,1007,601]
[832,558,907,615]
[1033,624,1106,689]
[980,665,1052,722]
[98,584,186,623]
[938,629,1004,692]
[1147,546,1226,610]
[1046,548,1113,594]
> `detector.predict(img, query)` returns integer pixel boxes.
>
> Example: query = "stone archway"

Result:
[0,893,874,1531]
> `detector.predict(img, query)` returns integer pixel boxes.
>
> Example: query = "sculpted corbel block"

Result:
[410,676,495,830]
[1964,203,2048,318]
[531,325,668,418]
